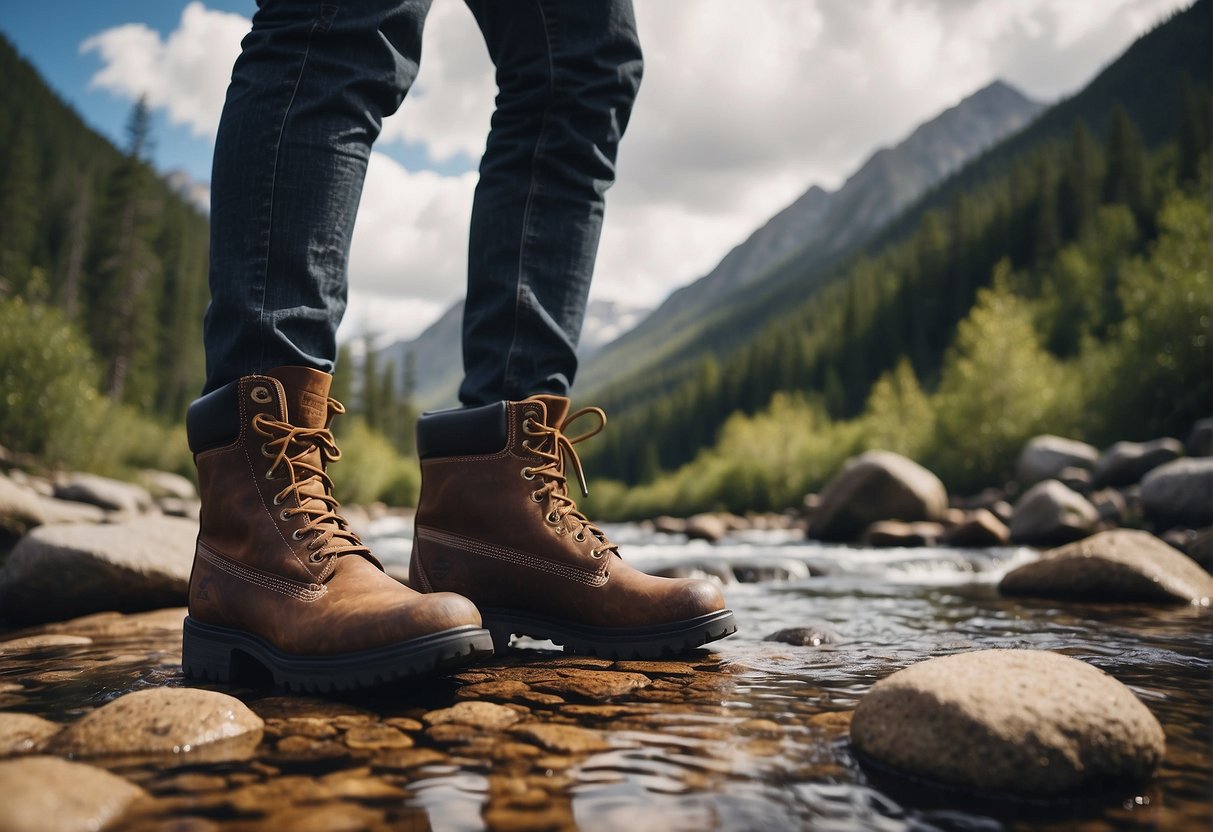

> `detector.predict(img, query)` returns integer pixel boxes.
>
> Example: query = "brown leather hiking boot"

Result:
[411,394,737,659]
[182,366,492,692]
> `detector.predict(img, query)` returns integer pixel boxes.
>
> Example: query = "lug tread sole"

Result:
[181,617,494,692]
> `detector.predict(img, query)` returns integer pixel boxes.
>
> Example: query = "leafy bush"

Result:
[329,418,420,507]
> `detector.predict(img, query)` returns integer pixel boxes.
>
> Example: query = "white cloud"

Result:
[81,0,1190,340]
[81,1,247,138]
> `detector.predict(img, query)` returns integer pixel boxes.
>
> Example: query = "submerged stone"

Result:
[0,713,61,756]
[850,649,1165,795]
[0,755,146,832]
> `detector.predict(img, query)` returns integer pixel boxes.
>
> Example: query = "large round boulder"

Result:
[850,650,1165,795]
[1016,435,1098,487]
[0,515,197,625]
[943,509,1010,548]
[999,529,1213,604]
[0,755,146,832]
[1140,458,1213,530]
[807,451,947,542]
[1009,480,1099,546]
[1093,438,1183,488]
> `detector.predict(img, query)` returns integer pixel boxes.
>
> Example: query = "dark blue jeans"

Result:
[203,0,642,406]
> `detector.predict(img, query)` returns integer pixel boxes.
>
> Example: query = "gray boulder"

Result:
[861,520,944,548]
[850,649,1165,795]
[943,509,1010,548]
[1093,439,1183,488]
[1016,435,1098,487]
[0,474,106,549]
[1187,418,1213,457]
[999,529,1213,604]
[1009,480,1099,546]
[652,516,687,536]
[1140,458,1213,529]
[53,472,154,513]
[136,469,197,500]
[0,515,197,625]
[808,451,947,542]
[685,513,728,543]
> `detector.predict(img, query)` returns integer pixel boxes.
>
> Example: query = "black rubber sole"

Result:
[181,617,495,693]
[480,608,737,659]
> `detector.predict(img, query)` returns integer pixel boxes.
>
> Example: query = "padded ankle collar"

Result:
[416,402,508,459]
[186,380,239,453]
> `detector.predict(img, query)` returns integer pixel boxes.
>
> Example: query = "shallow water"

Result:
[1,522,1210,831]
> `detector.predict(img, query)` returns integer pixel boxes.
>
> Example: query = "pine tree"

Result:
[0,114,39,293]
[1060,121,1099,239]
[1102,105,1147,217]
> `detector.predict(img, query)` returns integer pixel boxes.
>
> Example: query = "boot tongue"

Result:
[527,394,570,428]
[266,366,332,428]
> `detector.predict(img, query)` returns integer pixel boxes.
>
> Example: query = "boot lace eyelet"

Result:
[272,494,283,506]
[308,551,324,563]
[250,386,272,404]
[261,443,274,457]
[574,531,586,542]
[280,509,291,521]
[590,548,604,559]
[521,467,535,481]
[265,468,277,480]
[530,490,545,503]
[292,529,306,541]
[546,511,560,524]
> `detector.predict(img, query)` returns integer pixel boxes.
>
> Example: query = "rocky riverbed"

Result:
[1,530,1210,831]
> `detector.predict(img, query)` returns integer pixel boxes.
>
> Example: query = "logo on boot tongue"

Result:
[298,391,327,425]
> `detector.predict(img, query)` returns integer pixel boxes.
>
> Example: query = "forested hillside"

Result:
[0,36,210,420]
[582,0,1211,511]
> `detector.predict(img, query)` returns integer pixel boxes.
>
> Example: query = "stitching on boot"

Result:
[412,539,433,592]
[415,526,607,587]
[418,407,520,464]
[196,541,327,601]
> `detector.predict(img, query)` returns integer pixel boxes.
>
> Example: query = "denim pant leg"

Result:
[203,0,433,394]
[458,0,643,407]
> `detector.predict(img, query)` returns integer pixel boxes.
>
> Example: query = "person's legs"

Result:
[458,0,644,406]
[203,0,433,394]
[414,2,737,657]
[185,1,493,690]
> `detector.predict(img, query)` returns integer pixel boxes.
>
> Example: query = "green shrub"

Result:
[329,418,420,507]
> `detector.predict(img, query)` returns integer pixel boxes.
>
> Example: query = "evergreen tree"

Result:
[0,114,39,293]
[1102,105,1147,217]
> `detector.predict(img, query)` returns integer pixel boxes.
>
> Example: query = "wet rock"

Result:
[808,451,947,542]
[943,509,1010,548]
[850,649,1165,795]
[1141,458,1213,529]
[685,513,728,543]
[0,713,61,756]
[275,717,338,739]
[0,515,197,624]
[529,669,650,701]
[1009,480,1099,546]
[765,624,840,646]
[371,747,446,771]
[137,469,197,501]
[424,701,521,730]
[862,520,944,548]
[1090,488,1127,524]
[0,634,92,654]
[730,557,811,582]
[1187,417,1213,457]
[157,497,201,520]
[999,529,1213,604]
[53,472,154,513]
[252,802,385,832]
[342,724,413,750]
[454,680,534,703]
[40,606,187,638]
[1016,435,1098,487]
[47,688,263,759]
[0,755,146,832]
[613,660,696,675]
[512,723,610,754]
[652,516,687,536]
[1093,439,1184,487]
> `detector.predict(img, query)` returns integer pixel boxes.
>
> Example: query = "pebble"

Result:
[424,701,522,729]
[512,723,610,755]
[342,724,413,750]
[530,669,650,701]
[0,712,61,756]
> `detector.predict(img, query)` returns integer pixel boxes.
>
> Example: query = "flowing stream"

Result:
[1,520,1209,830]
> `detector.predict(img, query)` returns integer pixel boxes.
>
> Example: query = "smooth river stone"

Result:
[47,688,263,758]
[999,529,1213,604]
[424,701,521,730]
[850,649,1165,795]
[0,755,146,832]
[0,713,62,756]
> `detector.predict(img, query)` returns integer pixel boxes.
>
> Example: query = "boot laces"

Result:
[251,398,368,563]
[521,406,619,560]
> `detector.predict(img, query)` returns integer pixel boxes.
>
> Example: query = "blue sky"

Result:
[0,0,472,182]
[0,0,1189,342]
